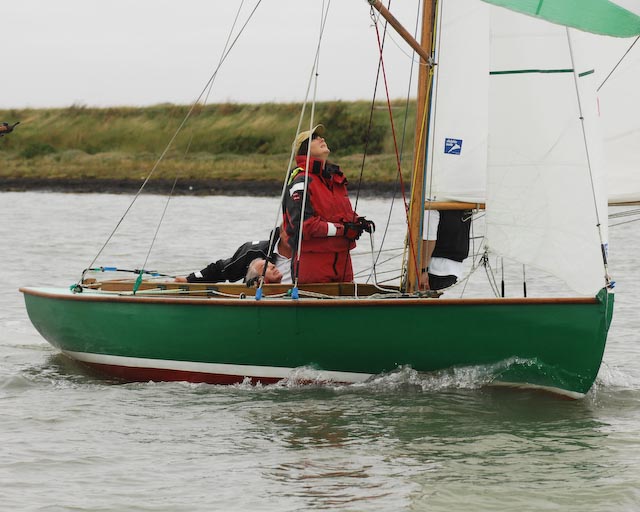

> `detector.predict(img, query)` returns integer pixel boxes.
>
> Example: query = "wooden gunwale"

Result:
[426,201,486,210]
[20,287,600,307]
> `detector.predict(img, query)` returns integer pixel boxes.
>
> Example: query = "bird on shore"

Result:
[0,122,20,137]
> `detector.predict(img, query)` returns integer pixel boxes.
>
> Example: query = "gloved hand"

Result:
[358,216,376,234]
[342,222,364,240]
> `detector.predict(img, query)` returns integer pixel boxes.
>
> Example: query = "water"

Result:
[1,191,640,511]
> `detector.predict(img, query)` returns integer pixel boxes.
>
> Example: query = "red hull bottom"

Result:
[82,361,283,385]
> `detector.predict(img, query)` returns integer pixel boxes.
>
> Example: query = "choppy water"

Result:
[2,191,640,511]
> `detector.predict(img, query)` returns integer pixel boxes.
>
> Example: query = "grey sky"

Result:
[2,0,421,108]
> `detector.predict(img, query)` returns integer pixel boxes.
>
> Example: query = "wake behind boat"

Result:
[22,0,640,398]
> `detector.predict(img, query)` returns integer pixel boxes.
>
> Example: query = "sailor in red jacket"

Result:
[283,124,374,283]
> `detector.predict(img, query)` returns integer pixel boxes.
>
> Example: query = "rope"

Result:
[364,2,420,288]
[135,9,253,294]
[353,1,395,212]
[371,16,423,291]
[361,231,400,292]
[282,0,332,295]
[566,28,612,288]
[76,0,263,290]
[257,1,333,298]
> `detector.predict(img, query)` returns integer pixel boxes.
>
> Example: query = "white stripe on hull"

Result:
[490,380,585,400]
[63,350,372,383]
[62,351,584,398]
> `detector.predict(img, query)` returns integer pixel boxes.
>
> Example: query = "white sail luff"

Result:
[427,0,489,203]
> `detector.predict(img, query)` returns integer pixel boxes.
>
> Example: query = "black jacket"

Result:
[432,210,471,262]
[186,228,280,283]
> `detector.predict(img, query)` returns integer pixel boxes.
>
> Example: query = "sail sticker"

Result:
[444,138,463,155]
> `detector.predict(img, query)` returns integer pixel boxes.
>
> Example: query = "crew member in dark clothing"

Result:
[420,209,472,290]
[175,227,291,284]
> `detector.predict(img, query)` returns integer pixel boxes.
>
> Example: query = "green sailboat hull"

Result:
[21,287,614,397]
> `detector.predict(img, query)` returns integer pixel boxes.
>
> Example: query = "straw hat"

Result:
[293,124,325,154]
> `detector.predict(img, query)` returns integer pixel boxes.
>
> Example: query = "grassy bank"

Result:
[0,101,417,192]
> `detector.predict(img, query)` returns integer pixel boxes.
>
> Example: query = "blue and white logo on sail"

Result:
[444,138,463,155]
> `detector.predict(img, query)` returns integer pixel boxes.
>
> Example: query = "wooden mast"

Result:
[408,0,436,292]
[368,0,436,292]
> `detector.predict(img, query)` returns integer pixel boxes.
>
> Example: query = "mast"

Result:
[368,0,436,292]
[407,0,436,292]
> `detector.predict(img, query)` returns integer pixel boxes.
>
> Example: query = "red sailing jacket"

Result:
[283,155,358,254]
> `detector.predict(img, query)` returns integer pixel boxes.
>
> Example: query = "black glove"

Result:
[342,222,364,240]
[358,217,376,234]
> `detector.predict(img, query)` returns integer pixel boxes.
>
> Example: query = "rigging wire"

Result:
[76,0,263,289]
[352,3,392,214]
[401,0,438,292]
[135,140,194,292]
[419,0,445,294]
[135,3,252,292]
[255,2,332,299]
[299,0,330,264]
[362,231,402,292]
[357,2,394,287]
[268,0,331,297]
[365,1,423,286]
[597,36,639,92]
[610,216,640,228]
[384,0,437,291]
[566,28,612,288]
[370,11,424,292]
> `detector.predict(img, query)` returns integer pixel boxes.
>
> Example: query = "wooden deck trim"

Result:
[425,201,485,210]
[20,286,601,307]
[86,280,393,297]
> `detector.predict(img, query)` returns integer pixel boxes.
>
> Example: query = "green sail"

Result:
[481,0,640,37]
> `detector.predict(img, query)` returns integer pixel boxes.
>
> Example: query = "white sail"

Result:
[594,36,640,203]
[484,8,608,295]
[430,2,639,206]
[427,0,489,203]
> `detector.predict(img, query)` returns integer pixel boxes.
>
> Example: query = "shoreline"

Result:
[0,177,397,197]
